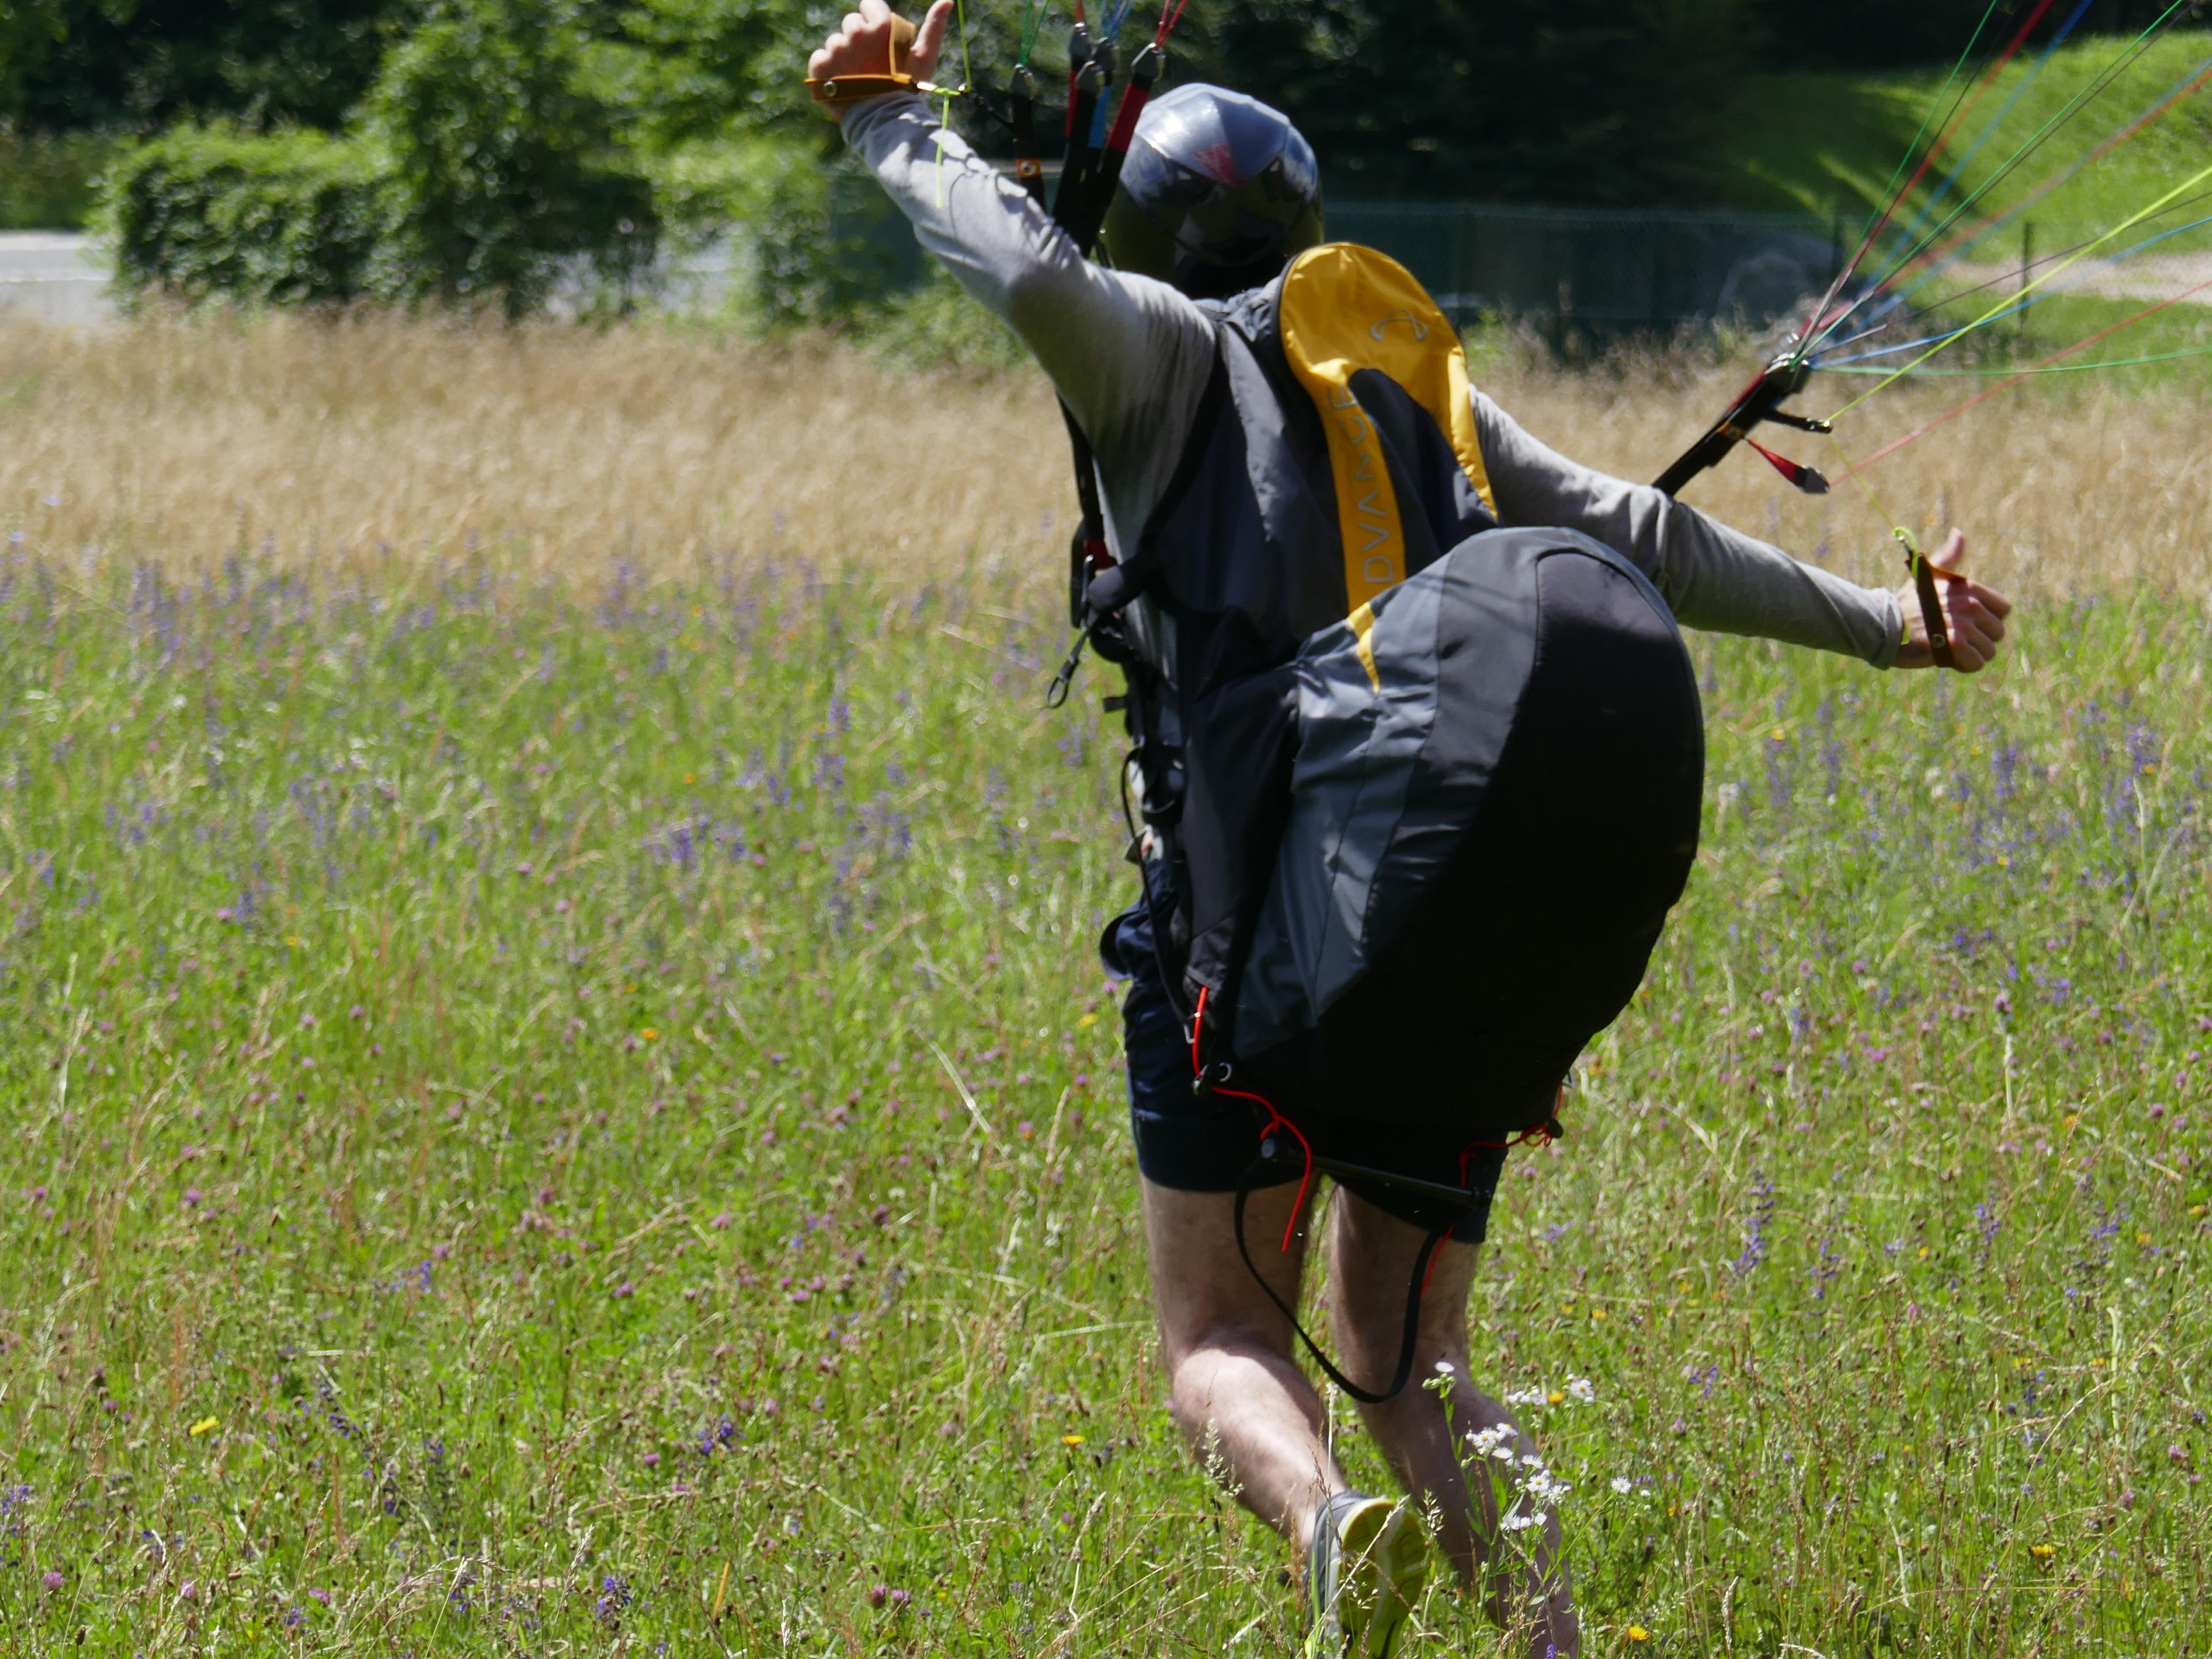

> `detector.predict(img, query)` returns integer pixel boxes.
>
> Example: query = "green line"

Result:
[1851,0,2200,307]
[1830,157,2212,416]
[1854,0,2010,251]
[1822,341,2212,376]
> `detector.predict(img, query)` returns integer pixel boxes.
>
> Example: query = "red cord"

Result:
[1840,274,2212,479]
[1834,0,2058,306]
[1155,0,1190,45]
[1192,986,1311,1252]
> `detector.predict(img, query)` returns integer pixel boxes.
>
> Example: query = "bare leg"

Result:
[1326,1190,1580,1657]
[1139,1175,1346,1554]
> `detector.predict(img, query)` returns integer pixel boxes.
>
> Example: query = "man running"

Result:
[808,6,2011,1654]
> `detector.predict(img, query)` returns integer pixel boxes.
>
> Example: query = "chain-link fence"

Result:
[1327,202,1850,335]
[700,176,1854,339]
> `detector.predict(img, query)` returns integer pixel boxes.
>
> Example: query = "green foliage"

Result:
[364,0,657,315]
[0,0,70,119]
[861,260,1032,370]
[595,0,818,147]
[100,123,391,305]
[8,0,413,133]
[1160,0,1758,202]
[0,555,2206,1650]
[0,126,113,227]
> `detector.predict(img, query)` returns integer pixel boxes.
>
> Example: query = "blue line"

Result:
[1882,0,2097,259]
[1889,43,2212,308]
[1813,207,2212,368]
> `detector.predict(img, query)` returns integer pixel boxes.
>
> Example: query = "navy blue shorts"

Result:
[1105,905,1507,1240]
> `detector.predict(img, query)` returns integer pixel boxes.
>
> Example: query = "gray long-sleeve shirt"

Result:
[842,95,1903,669]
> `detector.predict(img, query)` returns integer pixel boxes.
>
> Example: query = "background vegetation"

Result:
[5,2,2211,325]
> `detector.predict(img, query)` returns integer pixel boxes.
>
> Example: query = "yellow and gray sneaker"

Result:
[1306,1491,1427,1658]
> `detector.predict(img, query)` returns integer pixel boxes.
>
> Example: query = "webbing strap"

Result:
[1231,1156,1445,1406]
[1907,536,1956,671]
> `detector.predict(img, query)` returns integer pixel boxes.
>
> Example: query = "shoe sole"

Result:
[1335,1501,1427,1659]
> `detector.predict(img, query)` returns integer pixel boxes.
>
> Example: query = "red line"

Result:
[1156,0,1190,44]
[1839,274,2212,478]
[1842,0,2059,291]
[1900,56,2212,284]
[1104,82,1150,153]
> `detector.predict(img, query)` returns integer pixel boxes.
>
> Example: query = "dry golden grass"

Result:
[2,308,2206,597]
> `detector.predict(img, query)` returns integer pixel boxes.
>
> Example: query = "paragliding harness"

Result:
[1048,231,1707,1400]
[824,2,1707,1403]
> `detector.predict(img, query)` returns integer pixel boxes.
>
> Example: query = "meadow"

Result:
[1,314,2209,1656]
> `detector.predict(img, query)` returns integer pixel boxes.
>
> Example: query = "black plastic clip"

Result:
[1045,632,1088,709]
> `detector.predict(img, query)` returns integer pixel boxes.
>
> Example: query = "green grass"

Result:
[2,555,2209,1654]
[1720,29,2212,255]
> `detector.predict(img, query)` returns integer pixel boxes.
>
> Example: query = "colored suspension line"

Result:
[1884,0,2098,257]
[1827,15,2212,349]
[1832,274,2212,478]
[1828,156,2212,418]
[1909,43,2212,286]
[1808,0,2203,356]
[1815,201,2212,370]
[1819,340,2212,377]
[1790,0,2030,362]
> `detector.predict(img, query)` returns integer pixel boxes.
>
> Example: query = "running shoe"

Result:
[1306,1490,1427,1658]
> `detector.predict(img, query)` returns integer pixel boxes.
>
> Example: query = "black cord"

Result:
[1232,1159,1445,1406]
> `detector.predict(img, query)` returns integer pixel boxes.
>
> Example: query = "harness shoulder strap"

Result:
[1277,244,1496,611]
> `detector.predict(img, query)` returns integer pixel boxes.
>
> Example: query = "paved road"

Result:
[0,232,113,326]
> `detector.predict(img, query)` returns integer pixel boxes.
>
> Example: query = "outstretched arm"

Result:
[810,1,1215,553]
[1473,391,2011,672]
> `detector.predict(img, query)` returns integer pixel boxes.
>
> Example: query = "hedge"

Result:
[103,125,393,306]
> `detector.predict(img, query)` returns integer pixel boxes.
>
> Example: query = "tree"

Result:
[363,0,657,313]
[11,0,415,132]
[1171,0,1756,203]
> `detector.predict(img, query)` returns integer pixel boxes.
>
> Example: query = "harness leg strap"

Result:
[1232,1157,1445,1406]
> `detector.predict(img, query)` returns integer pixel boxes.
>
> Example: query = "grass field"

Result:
[7,312,2212,594]
[1,316,2209,1654]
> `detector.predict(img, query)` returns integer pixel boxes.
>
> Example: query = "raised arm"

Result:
[814,1,1216,544]
[1472,391,2010,671]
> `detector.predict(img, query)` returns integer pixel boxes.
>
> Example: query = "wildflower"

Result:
[2029,1543,2056,1559]
[179,1580,198,1601]
[1546,1391,1565,1406]
[188,1416,218,1436]
[1434,1359,1456,1376]
[1611,1476,1633,1495]
[642,1450,660,1468]
[888,1588,912,1609]
[1567,1377,1595,1403]
[1627,1626,1650,1642]
[868,1584,890,1608]
[307,1588,332,1606]
[1061,1434,1085,1447]
[41,1569,63,1590]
